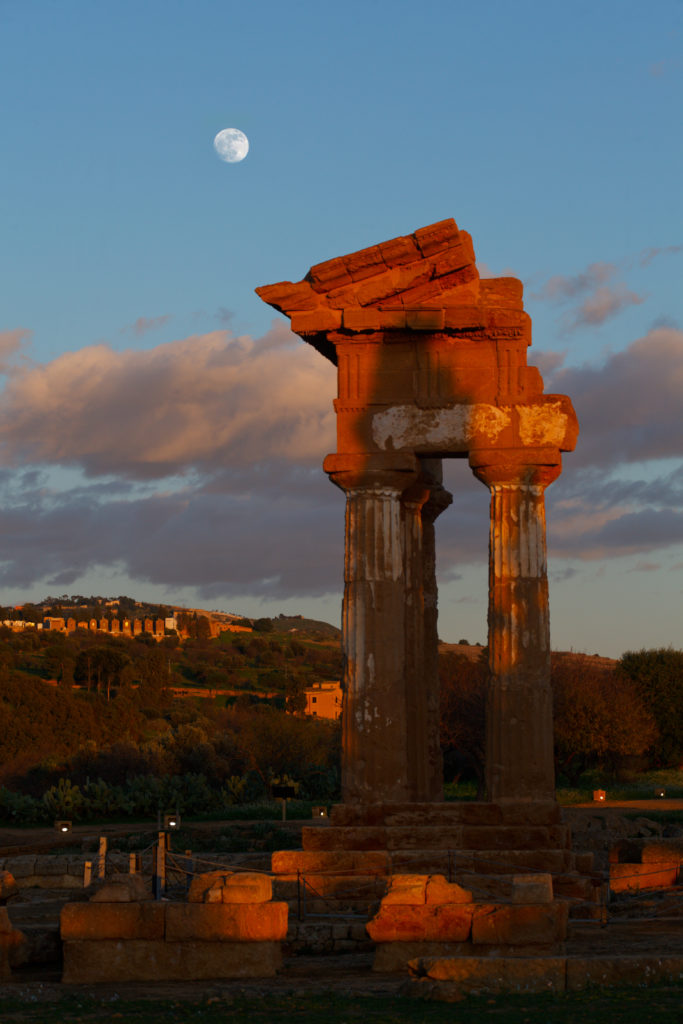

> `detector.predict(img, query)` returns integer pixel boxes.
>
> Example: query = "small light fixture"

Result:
[655,788,666,798]
[312,806,328,818]
[55,820,72,833]
[164,813,181,830]
[593,790,606,803]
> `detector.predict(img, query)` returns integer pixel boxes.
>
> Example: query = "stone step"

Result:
[284,916,374,955]
[330,801,562,828]
[274,848,578,877]
[273,874,385,901]
[302,824,571,853]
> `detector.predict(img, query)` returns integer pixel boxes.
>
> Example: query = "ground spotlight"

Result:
[164,813,181,830]
[312,806,328,818]
[55,820,72,833]
[593,790,606,803]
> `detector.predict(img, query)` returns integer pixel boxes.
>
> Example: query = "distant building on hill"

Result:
[304,681,342,720]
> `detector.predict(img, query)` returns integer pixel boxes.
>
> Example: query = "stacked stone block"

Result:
[61,871,288,982]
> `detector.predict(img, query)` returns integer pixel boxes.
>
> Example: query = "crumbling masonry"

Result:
[257,217,578,807]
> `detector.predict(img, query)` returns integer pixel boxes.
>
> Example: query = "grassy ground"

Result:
[2,987,683,1024]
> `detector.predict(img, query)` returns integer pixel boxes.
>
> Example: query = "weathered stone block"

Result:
[343,244,385,282]
[389,851,451,874]
[60,902,165,941]
[188,871,272,904]
[471,902,568,947]
[165,902,288,942]
[425,875,473,905]
[609,862,679,892]
[641,839,683,863]
[290,309,342,334]
[0,870,18,903]
[373,940,471,973]
[187,871,226,902]
[566,955,683,990]
[574,852,595,874]
[342,309,383,331]
[431,240,475,276]
[414,219,459,257]
[385,825,463,850]
[0,931,25,978]
[406,310,445,330]
[222,873,273,904]
[5,857,35,879]
[409,955,566,994]
[367,903,473,943]
[461,825,555,851]
[271,850,388,875]
[62,939,282,983]
[499,802,561,826]
[307,256,353,292]
[381,874,427,905]
[444,306,485,330]
[511,874,553,904]
[378,234,421,268]
[480,277,524,308]
[255,280,319,310]
[305,827,389,851]
[91,874,151,902]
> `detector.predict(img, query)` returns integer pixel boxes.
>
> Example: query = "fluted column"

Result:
[471,451,561,802]
[324,453,420,804]
[421,468,454,802]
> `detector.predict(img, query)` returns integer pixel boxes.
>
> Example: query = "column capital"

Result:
[469,447,562,491]
[323,452,420,494]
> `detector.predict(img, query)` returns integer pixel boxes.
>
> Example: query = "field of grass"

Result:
[3,987,683,1024]
[444,771,683,806]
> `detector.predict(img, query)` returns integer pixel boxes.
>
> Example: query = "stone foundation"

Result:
[60,896,288,982]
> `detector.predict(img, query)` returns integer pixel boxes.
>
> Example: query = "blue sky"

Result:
[1,0,681,657]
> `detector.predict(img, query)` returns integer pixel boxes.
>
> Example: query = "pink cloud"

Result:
[546,326,683,466]
[0,323,336,478]
[0,328,32,372]
[532,262,617,302]
[569,284,645,330]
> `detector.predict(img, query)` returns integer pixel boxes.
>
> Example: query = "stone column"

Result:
[421,470,453,801]
[471,451,562,802]
[324,453,420,804]
[402,460,452,802]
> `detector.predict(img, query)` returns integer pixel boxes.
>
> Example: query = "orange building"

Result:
[304,681,343,720]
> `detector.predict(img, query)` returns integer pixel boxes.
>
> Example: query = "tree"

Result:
[552,656,658,783]
[616,648,683,766]
[439,652,487,795]
[253,618,274,633]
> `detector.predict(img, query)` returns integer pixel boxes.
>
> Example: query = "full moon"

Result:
[213,128,249,163]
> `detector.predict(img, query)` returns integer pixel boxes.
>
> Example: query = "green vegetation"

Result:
[0,596,681,826]
[440,647,683,794]
[2,986,683,1024]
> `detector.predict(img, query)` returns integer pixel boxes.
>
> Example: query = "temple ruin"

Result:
[257,217,578,807]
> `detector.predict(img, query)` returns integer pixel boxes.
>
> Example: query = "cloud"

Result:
[122,314,173,337]
[0,323,336,479]
[0,328,32,373]
[0,320,680,602]
[215,308,235,324]
[569,284,645,330]
[638,245,682,267]
[544,326,683,467]
[530,260,647,333]
[532,262,617,303]
[0,463,343,598]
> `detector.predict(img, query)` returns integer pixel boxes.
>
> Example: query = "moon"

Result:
[213,128,249,164]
